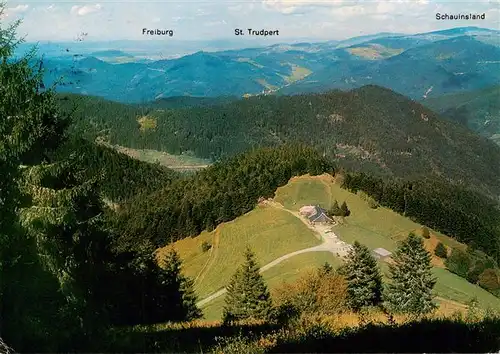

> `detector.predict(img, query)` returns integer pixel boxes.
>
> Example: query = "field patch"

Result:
[201,251,341,321]
[137,115,157,132]
[346,45,404,60]
[172,204,323,300]
[274,174,500,311]
[101,142,210,171]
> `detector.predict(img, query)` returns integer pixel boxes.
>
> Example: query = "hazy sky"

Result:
[1,0,499,42]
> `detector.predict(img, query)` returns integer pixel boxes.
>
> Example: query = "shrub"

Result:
[478,268,500,292]
[201,241,212,252]
[367,198,379,209]
[273,268,348,316]
[445,249,471,278]
[421,227,430,239]
[434,242,448,259]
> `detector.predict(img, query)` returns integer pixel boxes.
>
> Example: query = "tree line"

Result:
[112,145,336,250]
[341,172,500,264]
[58,83,500,199]
[221,232,438,325]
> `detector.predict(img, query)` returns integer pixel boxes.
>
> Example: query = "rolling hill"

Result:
[31,27,499,102]
[59,85,500,199]
[423,85,500,145]
[279,36,500,99]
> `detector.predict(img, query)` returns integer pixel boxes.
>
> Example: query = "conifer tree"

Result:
[329,200,341,217]
[384,232,437,316]
[158,247,202,321]
[340,241,383,310]
[0,9,74,350]
[222,247,272,323]
[340,201,351,217]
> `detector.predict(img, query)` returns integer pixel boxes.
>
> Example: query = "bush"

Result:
[367,198,379,209]
[478,268,500,292]
[201,241,212,252]
[434,242,448,259]
[272,268,348,316]
[445,248,471,278]
[421,227,430,239]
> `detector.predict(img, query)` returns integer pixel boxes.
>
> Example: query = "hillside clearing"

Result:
[97,141,210,170]
[200,251,341,321]
[274,174,500,311]
[162,205,323,300]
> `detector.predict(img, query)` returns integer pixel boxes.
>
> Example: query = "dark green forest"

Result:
[341,172,500,264]
[2,14,500,353]
[112,145,335,249]
[50,137,180,202]
[57,86,500,199]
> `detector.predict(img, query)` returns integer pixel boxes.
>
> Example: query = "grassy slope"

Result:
[102,143,210,171]
[202,252,341,321]
[161,173,499,322]
[160,205,326,300]
[275,174,500,311]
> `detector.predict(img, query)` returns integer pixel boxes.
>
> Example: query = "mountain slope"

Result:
[61,85,500,198]
[279,36,500,99]
[423,85,500,145]
[36,27,500,102]
[164,174,500,321]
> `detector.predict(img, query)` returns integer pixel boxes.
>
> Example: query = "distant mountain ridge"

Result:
[33,26,499,103]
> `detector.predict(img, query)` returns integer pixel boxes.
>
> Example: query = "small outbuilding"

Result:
[372,247,392,260]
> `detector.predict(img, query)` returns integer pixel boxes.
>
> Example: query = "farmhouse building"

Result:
[299,205,333,224]
[372,247,392,260]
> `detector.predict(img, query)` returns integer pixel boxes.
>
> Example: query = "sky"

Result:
[0,0,498,42]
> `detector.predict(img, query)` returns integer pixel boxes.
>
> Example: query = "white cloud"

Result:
[376,1,396,14]
[263,0,344,14]
[70,4,102,16]
[9,4,30,13]
[205,20,228,26]
[331,5,365,18]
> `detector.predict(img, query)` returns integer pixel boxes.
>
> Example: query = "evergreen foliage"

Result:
[434,242,448,259]
[0,15,201,351]
[340,201,351,217]
[340,241,383,311]
[58,85,500,201]
[328,200,341,217]
[341,172,500,264]
[384,233,437,316]
[0,10,76,350]
[50,137,180,202]
[113,144,335,249]
[222,247,273,323]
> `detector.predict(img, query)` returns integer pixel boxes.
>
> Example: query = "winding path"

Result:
[196,201,352,307]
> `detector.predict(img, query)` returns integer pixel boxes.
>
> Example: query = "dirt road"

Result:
[196,201,352,307]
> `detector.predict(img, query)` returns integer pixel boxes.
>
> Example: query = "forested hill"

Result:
[49,137,180,202]
[58,85,500,198]
[423,85,500,145]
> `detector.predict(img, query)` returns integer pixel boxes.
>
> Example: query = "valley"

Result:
[3,16,500,353]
